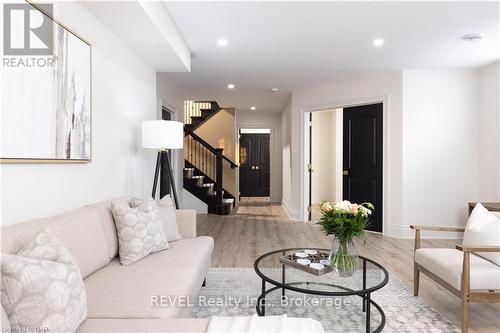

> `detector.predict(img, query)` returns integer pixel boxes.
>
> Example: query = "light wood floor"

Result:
[197,198,500,333]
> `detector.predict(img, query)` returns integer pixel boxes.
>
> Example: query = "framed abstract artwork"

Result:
[1,1,92,163]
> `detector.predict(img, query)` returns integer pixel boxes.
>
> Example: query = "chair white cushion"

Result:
[415,248,500,290]
[463,203,500,266]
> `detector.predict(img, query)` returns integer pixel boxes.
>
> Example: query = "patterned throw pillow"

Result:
[131,195,182,242]
[1,227,87,333]
[111,199,168,265]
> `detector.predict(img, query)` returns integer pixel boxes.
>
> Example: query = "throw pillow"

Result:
[111,199,168,265]
[1,227,87,332]
[1,305,10,332]
[463,203,500,266]
[131,195,182,242]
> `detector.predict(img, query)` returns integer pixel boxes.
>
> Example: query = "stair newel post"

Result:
[214,148,224,206]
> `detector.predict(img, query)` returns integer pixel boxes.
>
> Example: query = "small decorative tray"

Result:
[280,250,333,276]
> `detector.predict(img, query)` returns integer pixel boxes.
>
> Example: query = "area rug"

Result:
[191,267,459,332]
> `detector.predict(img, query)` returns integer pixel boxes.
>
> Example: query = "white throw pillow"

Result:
[1,305,10,332]
[463,203,500,266]
[1,227,87,332]
[111,199,168,265]
[131,195,182,242]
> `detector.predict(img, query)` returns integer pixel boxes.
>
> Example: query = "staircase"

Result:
[183,100,222,132]
[183,101,237,215]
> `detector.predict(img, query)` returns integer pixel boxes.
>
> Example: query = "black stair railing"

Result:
[184,129,237,201]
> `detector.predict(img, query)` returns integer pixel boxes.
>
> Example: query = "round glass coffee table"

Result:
[254,248,389,333]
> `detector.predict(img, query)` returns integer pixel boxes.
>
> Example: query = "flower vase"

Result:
[329,236,359,277]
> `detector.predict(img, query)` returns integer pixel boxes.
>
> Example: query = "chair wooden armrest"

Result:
[456,244,500,253]
[410,225,465,232]
[411,225,465,252]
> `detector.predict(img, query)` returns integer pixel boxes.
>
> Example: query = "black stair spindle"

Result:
[215,148,223,207]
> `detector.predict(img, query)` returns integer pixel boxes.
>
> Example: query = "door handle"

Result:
[255,166,259,170]
[343,170,349,176]
[251,166,255,170]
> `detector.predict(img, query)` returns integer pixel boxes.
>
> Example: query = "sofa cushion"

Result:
[76,318,209,333]
[463,203,500,266]
[87,197,131,261]
[84,237,214,319]
[111,200,168,266]
[415,248,500,290]
[1,207,110,278]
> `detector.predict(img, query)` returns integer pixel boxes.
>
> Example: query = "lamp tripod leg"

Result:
[164,151,180,209]
[152,151,161,199]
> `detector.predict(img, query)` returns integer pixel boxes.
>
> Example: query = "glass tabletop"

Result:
[254,248,389,296]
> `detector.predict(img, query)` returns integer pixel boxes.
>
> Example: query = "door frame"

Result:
[236,124,276,202]
[300,95,389,235]
[158,98,180,201]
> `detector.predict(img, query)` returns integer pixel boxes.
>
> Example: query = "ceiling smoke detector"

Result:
[462,33,483,42]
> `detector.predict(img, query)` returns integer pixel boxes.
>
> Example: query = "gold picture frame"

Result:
[1,0,92,163]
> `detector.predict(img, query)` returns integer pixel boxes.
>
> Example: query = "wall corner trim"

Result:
[282,200,303,221]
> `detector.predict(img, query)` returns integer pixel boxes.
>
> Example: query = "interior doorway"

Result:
[308,109,343,221]
[307,103,384,233]
[160,107,173,198]
[239,128,271,198]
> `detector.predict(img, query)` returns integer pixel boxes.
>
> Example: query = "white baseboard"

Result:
[387,224,463,240]
[281,200,302,221]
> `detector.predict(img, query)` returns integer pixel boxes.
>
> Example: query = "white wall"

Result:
[1,2,157,225]
[288,72,404,233]
[479,61,500,202]
[281,70,481,238]
[402,70,479,237]
[236,111,283,203]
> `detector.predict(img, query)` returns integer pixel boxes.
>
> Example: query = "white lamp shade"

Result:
[142,120,183,149]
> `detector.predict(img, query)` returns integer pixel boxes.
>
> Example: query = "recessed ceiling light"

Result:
[227,84,235,89]
[271,88,279,93]
[373,38,384,47]
[462,33,483,42]
[217,38,228,47]
[250,106,256,110]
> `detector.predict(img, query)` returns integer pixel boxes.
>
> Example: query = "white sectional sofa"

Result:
[1,196,212,332]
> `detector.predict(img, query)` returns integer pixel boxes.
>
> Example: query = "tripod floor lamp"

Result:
[142,120,183,209]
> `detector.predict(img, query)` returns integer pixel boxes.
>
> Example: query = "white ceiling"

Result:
[159,1,500,113]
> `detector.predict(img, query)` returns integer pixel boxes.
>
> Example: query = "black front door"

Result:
[343,103,383,232]
[239,133,270,197]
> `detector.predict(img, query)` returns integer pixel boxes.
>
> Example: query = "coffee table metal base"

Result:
[256,281,386,333]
